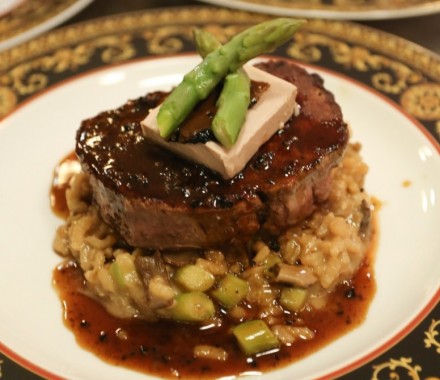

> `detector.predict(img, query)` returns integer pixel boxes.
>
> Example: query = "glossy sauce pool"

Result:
[51,154,377,379]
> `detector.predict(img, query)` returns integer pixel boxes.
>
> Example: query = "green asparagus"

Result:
[193,28,222,58]
[211,274,249,308]
[193,28,250,147]
[279,287,308,312]
[110,253,139,290]
[175,264,215,292]
[171,292,216,322]
[212,71,250,147]
[233,320,280,356]
[157,18,306,139]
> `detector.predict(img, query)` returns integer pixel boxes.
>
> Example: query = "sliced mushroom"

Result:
[135,251,175,309]
[162,250,200,267]
[273,263,317,287]
[359,199,371,237]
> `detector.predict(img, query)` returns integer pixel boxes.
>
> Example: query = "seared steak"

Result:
[76,60,349,250]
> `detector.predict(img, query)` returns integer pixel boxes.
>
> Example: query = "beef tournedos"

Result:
[75,60,349,250]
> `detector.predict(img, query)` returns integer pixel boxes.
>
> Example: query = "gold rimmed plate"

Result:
[0,8,439,380]
[0,0,93,52]
[197,0,440,20]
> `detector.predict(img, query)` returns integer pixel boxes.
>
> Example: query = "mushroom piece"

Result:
[135,251,176,309]
[359,199,372,237]
[162,250,200,267]
[273,263,317,287]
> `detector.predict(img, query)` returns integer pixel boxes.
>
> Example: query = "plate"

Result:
[0,0,23,17]
[0,56,440,380]
[197,0,440,20]
[0,0,93,51]
[0,8,439,380]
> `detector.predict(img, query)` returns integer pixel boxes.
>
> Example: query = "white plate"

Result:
[0,0,94,52]
[0,56,439,380]
[0,0,22,17]
[197,0,440,20]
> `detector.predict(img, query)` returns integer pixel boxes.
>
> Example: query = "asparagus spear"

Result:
[193,27,222,57]
[157,18,306,139]
[193,28,251,147]
[212,71,250,147]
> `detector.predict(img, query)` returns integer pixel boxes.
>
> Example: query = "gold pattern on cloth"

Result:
[143,25,246,55]
[0,35,136,116]
[0,0,79,42]
[288,32,423,95]
[370,319,440,379]
[424,319,440,354]
[0,86,17,115]
[301,20,440,81]
[401,84,440,121]
[3,36,134,89]
[0,7,439,130]
[371,357,440,380]
[372,357,422,380]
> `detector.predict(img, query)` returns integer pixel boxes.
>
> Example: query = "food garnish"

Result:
[143,18,303,178]
[143,64,298,178]
[193,28,251,148]
[52,15,377,379]
[156,18,305,141]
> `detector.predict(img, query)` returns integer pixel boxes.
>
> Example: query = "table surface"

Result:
[0,1,439,379]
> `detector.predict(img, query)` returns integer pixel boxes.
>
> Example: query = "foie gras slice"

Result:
[141,64,298,179]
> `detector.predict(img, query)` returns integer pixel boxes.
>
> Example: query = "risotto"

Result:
[52,142,376,376]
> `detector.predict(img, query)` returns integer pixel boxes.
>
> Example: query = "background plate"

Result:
[197,0,440,20]
[0,0,94,51]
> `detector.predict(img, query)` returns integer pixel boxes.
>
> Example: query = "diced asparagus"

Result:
[171,292,215,322]
[175,264,215,292]
[110,253,139,289]
[233,320,280,356]
[211,274,249,308]
[157,18,306,139]
[193,29,251,147]
[279,287,308,312]
[109,253,149,313]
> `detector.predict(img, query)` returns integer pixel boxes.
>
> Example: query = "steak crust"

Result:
[76,60,349,250]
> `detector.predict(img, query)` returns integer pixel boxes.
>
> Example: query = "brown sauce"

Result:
[51,154,377,378]
[75,61,348,207]
[50,151,81,219]
[53,257,375,379]
[52,60,374,377]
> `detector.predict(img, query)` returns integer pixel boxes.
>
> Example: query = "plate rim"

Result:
[0,8,439,379]
[0,0,94,52]
[0,54,439,380]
